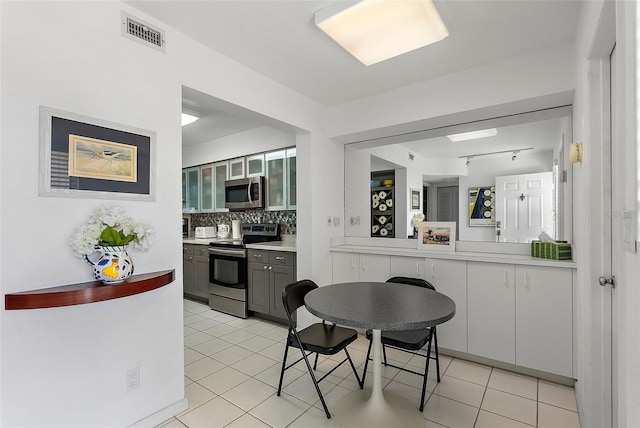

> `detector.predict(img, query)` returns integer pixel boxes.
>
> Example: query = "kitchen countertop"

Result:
[183,237,215,245]
[183,237,297,252]
[245,241,297,252]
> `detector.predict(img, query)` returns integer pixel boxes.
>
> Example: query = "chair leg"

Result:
[299,348,331,418]
[277,341,291,396]
[313,352,319,370]
[361,339,373,389]
[433,327,441,382]
[382,343,388,366]
[344,348,362,388]
[420,330,434,412]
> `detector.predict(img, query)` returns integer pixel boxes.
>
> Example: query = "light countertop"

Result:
[183,237,214,245]
[245,241,297,252]
[183,237,297,252]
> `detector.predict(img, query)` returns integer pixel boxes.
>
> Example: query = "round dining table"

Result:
[305,281,456,427]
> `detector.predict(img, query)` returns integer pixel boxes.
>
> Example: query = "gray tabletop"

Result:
[304,282,456,331]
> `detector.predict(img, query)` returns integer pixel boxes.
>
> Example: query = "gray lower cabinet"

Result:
[183,244,210,301]
[247,249,296,322]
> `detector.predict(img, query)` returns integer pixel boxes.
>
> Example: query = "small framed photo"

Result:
[410,188,420,211]
[418,222,456,252]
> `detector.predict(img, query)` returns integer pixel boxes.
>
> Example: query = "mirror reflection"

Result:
[344,106,572,244]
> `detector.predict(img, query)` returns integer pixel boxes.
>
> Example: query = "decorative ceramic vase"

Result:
[85,245,134,284]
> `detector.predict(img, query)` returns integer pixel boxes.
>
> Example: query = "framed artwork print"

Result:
[468,186,495,226]
[417,221,456,252]
[410,188,420,211]
[39,106,155,201]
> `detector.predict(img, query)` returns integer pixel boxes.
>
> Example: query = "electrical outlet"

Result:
[327,216,332,227]
[333,217,340,226]
[126,367,140,391]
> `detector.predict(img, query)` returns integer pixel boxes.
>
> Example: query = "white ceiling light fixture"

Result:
[447,128,498,142]
[315,0,449,66]
[181,113,199,126]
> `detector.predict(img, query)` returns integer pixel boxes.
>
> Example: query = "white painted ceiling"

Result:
[126,0,581,152]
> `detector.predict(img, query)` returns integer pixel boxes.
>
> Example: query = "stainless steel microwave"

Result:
[224,176,264,210]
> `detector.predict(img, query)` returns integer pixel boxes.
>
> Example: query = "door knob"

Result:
[598,275,615,287]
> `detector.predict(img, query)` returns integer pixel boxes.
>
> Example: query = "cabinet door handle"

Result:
[276,256,285,261]
[504,270,508,286]
[263,266,268,270]
[269,266,273,270]
[351,257,357,269]
[254,254,262,259]
[362,257,367,271]
[430,263,435,279]
[524,271,529,287]
[417,262,423,276]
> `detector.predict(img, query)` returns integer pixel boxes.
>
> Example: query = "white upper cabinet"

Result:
[246,154,265,177]
[229,157,245,179]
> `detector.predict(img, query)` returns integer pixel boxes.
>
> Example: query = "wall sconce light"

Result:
[569,142,583,164]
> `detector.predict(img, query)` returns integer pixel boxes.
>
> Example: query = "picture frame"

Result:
[410,188,420,211]
[417,221,456,252]
[39,106,156,201]
[468,186,495,226]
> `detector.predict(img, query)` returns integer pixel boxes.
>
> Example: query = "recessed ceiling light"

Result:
[447,128,498,142]
[315,0,449,66]
[181,113,199,126]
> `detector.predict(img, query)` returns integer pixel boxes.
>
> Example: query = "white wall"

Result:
[326,42,575,142]
[0,1,334,426]
[1,2,184,426]
[182,125,296,168]
[571,1,639,427]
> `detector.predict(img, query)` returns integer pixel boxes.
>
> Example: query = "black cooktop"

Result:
[209,223,280,248]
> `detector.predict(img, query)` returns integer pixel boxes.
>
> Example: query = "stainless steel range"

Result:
[208,223,280,318]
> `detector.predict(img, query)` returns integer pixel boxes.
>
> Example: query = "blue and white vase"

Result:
[85,245,134,284]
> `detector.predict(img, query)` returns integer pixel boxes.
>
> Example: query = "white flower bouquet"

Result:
[69,206,154,258]
[411,212,425,229]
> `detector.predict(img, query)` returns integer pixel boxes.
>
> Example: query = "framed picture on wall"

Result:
[39,106,156,201]
[417,221,456,252]
[410,188,420,211]
[468,186,495,226]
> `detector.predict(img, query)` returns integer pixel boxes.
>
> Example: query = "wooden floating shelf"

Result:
[5,270,175,310]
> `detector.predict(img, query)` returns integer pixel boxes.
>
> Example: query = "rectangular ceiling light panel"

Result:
[447,128,498,142]
[315,0,449,66]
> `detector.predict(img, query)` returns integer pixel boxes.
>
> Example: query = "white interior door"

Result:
[495,172,554,242]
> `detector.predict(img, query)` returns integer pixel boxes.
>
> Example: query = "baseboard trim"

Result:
[128,397,188,428]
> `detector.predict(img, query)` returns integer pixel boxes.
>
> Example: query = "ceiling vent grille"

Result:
[121,12,165,53]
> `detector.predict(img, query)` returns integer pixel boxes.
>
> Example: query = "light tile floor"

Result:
[159,299,581,428]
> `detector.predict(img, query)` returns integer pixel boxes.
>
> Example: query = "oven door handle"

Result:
[208,247,246,258]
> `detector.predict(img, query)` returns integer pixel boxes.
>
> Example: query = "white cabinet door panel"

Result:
[390,256,426,279]
[359,254,390,282]
[516,266,572,376]
[468,262,515,363]
[332,252,360,283]
[426,258,467,352]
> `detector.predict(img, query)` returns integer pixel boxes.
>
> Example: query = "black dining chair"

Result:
[277,279,362,419]
[360,276,441,411]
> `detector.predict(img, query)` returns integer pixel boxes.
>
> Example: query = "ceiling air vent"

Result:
[121,12,165,53]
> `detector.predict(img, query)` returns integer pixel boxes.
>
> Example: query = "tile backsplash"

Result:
[188,210,296,235]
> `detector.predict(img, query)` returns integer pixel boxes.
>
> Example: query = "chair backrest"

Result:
[386,276,436,291]
[282,279,319,325]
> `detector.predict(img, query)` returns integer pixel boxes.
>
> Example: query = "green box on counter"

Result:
[531,241,542,257]
[531,240,572,260]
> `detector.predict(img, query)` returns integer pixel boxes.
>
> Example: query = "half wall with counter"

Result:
[330,237,576,384]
